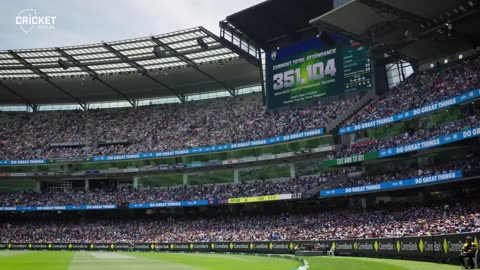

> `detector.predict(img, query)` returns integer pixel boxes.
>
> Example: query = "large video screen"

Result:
[265,35,373,109]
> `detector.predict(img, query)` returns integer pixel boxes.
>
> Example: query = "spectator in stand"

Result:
[0,199,479,243]
[327,158,478,189]
[0,174,340,207]
[345,56,480,126]
[0,93,361,160]
[327,115,479,160]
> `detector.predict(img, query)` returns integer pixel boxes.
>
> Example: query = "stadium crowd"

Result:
[331,158,477,189]
[0,174,337,207]
[0,56,478,161]
[1,200,479,243]
[0,93,360,160]
[328,114,479,159]
[0,157,474,207]
[344,55,480,126]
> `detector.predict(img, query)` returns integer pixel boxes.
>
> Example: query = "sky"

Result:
[0,0,264,50]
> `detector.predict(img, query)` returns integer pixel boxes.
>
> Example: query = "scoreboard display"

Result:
[265,35,372,109]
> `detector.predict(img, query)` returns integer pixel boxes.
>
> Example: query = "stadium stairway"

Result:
[326,90,376,133]
[304,174,349,198]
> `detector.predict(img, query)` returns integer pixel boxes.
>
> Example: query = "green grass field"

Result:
[0,251,461,270]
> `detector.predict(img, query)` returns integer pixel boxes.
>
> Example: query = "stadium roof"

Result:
[310,0,480,62]
[225,0,334,50]
[0,27,261,108]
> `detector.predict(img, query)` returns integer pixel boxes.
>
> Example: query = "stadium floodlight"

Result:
[316,29,324,38]
[196,37,209,50]
[153,46,165,57]
[317,29,335,45]
[430,63,435,68]
[459,54,463,59]
[444,59,449,64]
[404,30,419,41]
[58,59,69,70]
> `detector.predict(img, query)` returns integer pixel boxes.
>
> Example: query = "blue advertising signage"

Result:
[339,89,480,134]
[0,128,324,165]
[92,128,324,162]
[379,126,480,158]
[0,159,47,165]
[0,204,117,211]
[128,200,210,209]
[320,171,463,197]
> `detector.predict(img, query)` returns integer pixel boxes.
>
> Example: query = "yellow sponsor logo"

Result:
[228,195,280,204]
[419,240,424,253]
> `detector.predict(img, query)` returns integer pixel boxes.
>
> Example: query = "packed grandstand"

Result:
[1,51,479,244]
[1,0,480,268]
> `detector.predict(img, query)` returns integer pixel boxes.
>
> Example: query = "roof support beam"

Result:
[312,22,416,64]
[151,36,237,97]
[8,51,87,110]
[56,48,135,107]
[357,0,428,24]
[215,24,261,67]
[0,81,36,110]
[0,45,226,71]
[102,43,185,103]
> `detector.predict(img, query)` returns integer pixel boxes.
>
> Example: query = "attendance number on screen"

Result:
[272,59,336,91]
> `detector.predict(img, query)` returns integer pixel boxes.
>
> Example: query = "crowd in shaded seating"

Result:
[0,56,478,162]
[0,175,337,207]
[327,114,479,159]
[0,156,475,207]
[330,158,477,189]
[344,56,480,126]
[0,93,360,160]
[1,199,479,243]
